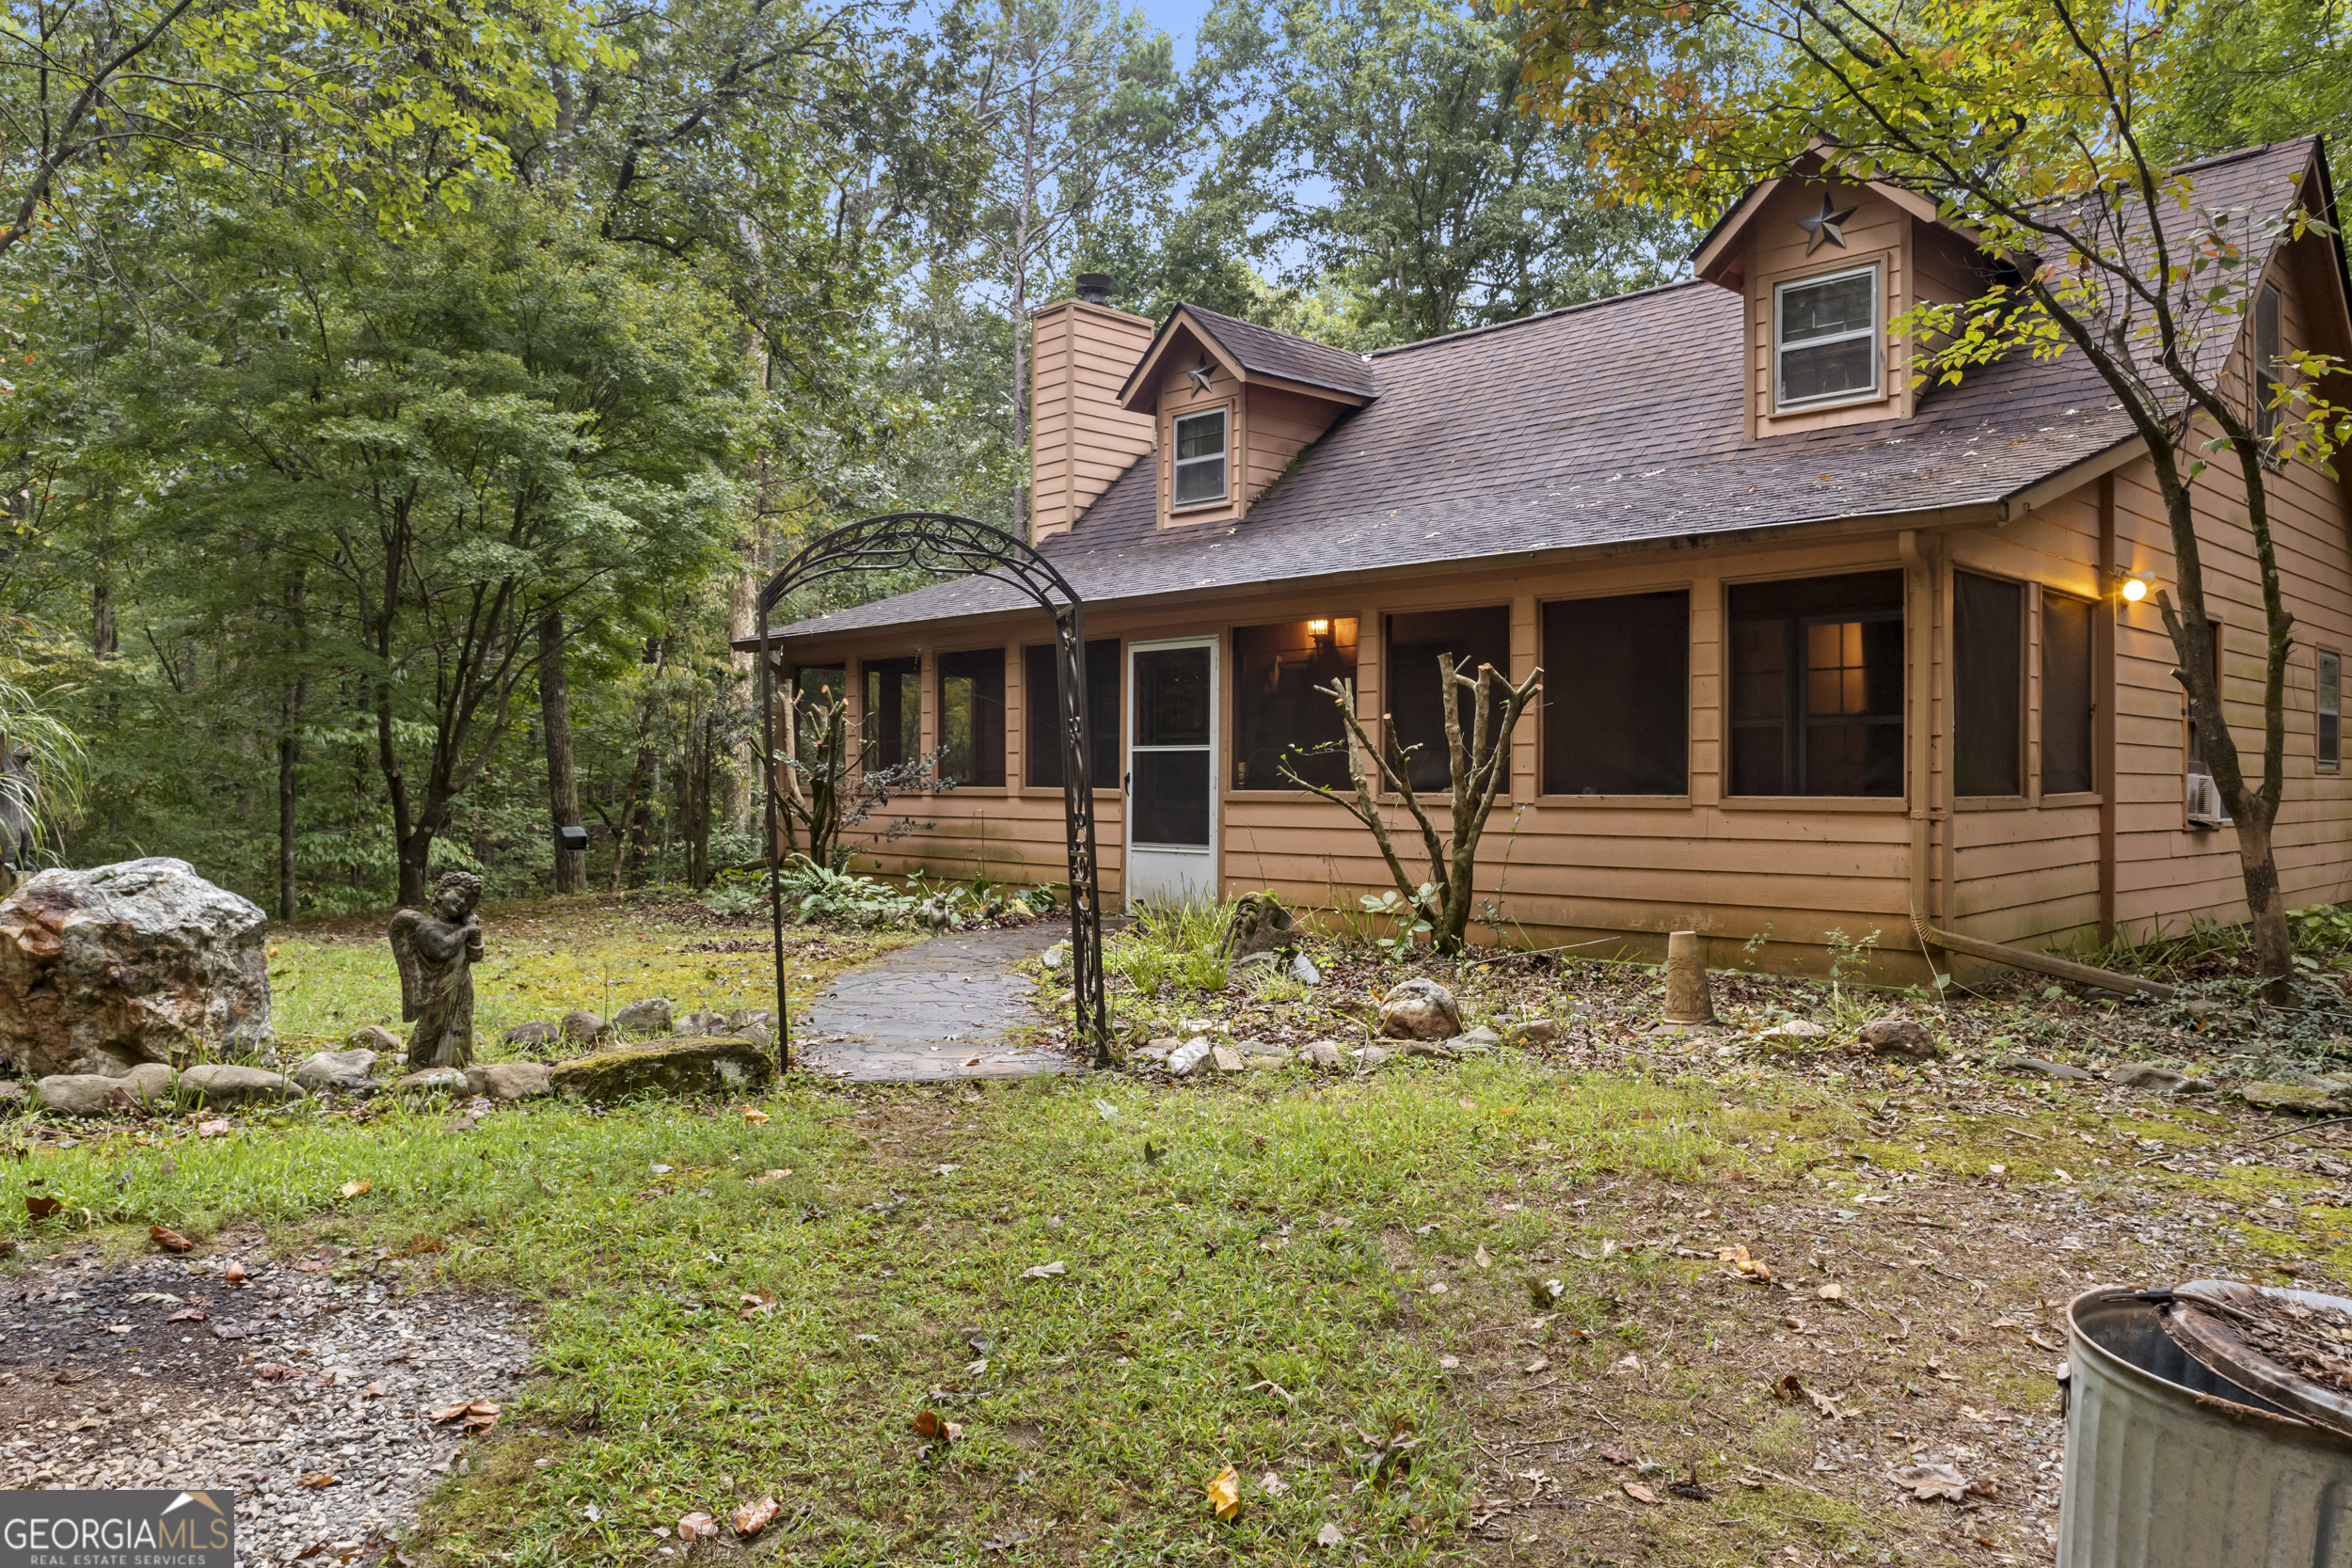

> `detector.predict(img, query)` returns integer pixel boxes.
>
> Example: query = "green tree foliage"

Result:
[1510,0,2352,986]
[0,0,615,256]
[2150,0,2352,211]
[1194,0,1694,345]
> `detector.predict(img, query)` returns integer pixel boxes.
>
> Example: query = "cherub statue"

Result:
[389,870,485,1069]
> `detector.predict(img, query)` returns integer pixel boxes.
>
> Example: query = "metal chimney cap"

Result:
[1074,273,1113,305]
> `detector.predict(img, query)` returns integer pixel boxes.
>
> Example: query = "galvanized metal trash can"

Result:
[2061,1284,2352,1567]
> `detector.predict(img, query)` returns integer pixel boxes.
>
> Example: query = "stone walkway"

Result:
[789,925,1083,1083]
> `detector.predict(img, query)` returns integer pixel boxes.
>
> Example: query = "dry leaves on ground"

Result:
[1622,1481,1662,1505]
[1315,1522,1346,1548]
[730,1497,780,1537]
[1206,1465,1241,1520]
[1597,1443,1637,1466]
[431,1400,501,1434]
[149,1225,195,1253]
[1894,1464,1995,1503]
[25,1195,62,1222]
[1772,1372,1850,1420]
[337,1180,370,1200]
[1716,1243,1772,1281]
[1020,1260,1068,1279]
[677,1513,721,1542]
[910,1409,962,1443]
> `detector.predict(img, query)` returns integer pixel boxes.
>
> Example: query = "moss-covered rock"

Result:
[548,1037,774,1101]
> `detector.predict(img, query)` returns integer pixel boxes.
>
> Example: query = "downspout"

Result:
[2096,474,2119,942]
[1899,530,1935,954]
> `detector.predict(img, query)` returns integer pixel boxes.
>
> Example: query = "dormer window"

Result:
[1173,409,1228,508]
[1773,264,1880,410]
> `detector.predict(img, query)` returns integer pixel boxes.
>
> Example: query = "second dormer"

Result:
[1693,161,1991,439]
[1116,304,1378,529]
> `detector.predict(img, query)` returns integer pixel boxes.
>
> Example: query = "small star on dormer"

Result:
[1187,355,1216,393]
[1796,192,1858,255]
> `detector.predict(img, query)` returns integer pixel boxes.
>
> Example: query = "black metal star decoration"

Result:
[1796,192,1858,255]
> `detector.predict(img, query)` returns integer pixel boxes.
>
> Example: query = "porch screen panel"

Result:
[793,665,847,756]
[1233,618,1359,789]
[1024,639,1120,789]
[1727,572,1903,797]
[1386,606,1513,793]
[937,648,1006,787]
[2041,591,2095,795]
[1541,591,1689,794]
[863,657,921,770]
[1954,571,2024,797]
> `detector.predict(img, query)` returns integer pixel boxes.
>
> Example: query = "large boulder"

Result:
[1378,978,1461,1041]
[1856,1018,1942,1060]
[0,858,272,1078]
[178,1063,303,1107]
[548,1037,774,1101]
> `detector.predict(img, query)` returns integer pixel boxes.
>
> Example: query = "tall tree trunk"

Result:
[722,542,756,830]
[685,702,714,891]
[278,683,306,922]
[91,579,114,657]
[610,743,653,893]
[539,610,587,893]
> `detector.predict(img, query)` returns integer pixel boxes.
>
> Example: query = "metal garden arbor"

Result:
[754,513,1111,1069]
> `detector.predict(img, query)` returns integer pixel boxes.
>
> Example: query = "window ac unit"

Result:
[2185,771,2230,827]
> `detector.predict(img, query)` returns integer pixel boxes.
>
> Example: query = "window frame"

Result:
[1772,262,1883,413]
[1952,569,2026,801]
[2254,280,2284,447]
[2319,647,2341,775]
[1022,638,1121,794]
[2038,588,2099,800]
[1725,571,1906,800]
[934,645,1007,790]
[1537,588,1692,800]
[1230,616,1359,793]
[1382,603,1515,796]
[1171,407,1230,511]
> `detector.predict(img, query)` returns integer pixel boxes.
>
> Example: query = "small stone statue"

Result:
[389,870,485,1069]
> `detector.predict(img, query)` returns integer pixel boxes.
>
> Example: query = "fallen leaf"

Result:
[1020,1260,1068,1279]
[26,1195,63,1222]
[1427,1281,1448,1294]
[404,1234,446,1255]
[1715,1243,1772,1281]
[1622,1481,1662,1505]
[1893,1463,1994,1503]
[738,1292,776,1320]
[911,1409,962,1443]
[150,1225,195,1253]
[741,1108,771,1125]
[1772,1372,1849,1420]
[936,1164,960,1177]
[223,1261,248,1285]
[127,1291,183,1306]
[677,1512,721,1542]
[1474,1243,1492,1270]
[1598,1443,1636,1466]
[1315,1522,1346,1548]
[1207,1465,1241,1520]
[749,1169,792,1184]
[197,1118,231,1138]
[1817,1282,1846,1302]
[167,1307,210,1322]
[103,1323,133,1335]
[964,1056,981,1067]
[1258,1470,1290,1497]
[337,1180,371,1199]
[1530,1277,1564,1307]
[298,1473,338,1489]
[253,1362,298,1381]
[1524,1356,1550,1374]
[582,1503,602,1524]
[731,1497,780,1537]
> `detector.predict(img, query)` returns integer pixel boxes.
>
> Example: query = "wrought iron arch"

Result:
[754,512,1111,1069]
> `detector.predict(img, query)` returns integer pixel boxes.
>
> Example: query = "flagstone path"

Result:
[789,925,1084,1083]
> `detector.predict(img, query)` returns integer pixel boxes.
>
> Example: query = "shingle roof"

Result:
[1172,303,1381,400]
[767,140,2332,644]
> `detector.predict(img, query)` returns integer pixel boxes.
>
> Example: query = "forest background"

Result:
[2,0,2347,920]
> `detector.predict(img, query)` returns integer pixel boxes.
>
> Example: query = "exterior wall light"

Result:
[2113,570,2153,603]
[1307,619,1331,635]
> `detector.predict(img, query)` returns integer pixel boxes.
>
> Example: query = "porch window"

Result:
[2321,649,2341,773]
[1386,606,1513,793]
[1774,265,1880,409]
[862,656,920,769]
[2042,591,2095,795]
[1728,572,1903,797]
[2255,281,2283,442]
[1954,571,2023,797]
[937,647,1006,787]
[1173,409,1228,508]
[1024,639,1120,789]
[1541,591,1688,794]
[1233,617,1359,789]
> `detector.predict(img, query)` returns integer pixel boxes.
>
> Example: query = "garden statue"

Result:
[389,870,485,1069]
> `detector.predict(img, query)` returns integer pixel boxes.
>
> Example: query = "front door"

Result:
[1126,638,1218,908]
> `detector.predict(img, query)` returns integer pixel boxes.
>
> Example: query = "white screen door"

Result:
[1126,638,1218,907]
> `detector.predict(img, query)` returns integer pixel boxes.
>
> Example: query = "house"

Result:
[743,137,2352,981]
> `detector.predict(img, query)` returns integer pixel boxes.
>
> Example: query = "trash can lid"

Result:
[2165,1278,2352,1440]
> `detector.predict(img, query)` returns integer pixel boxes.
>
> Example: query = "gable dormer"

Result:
[1694,163,1988,439]
[1116,305,1376,529]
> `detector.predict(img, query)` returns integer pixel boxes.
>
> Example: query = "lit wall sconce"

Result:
[2112,569,2153,603]
[1307,617,1332,650]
